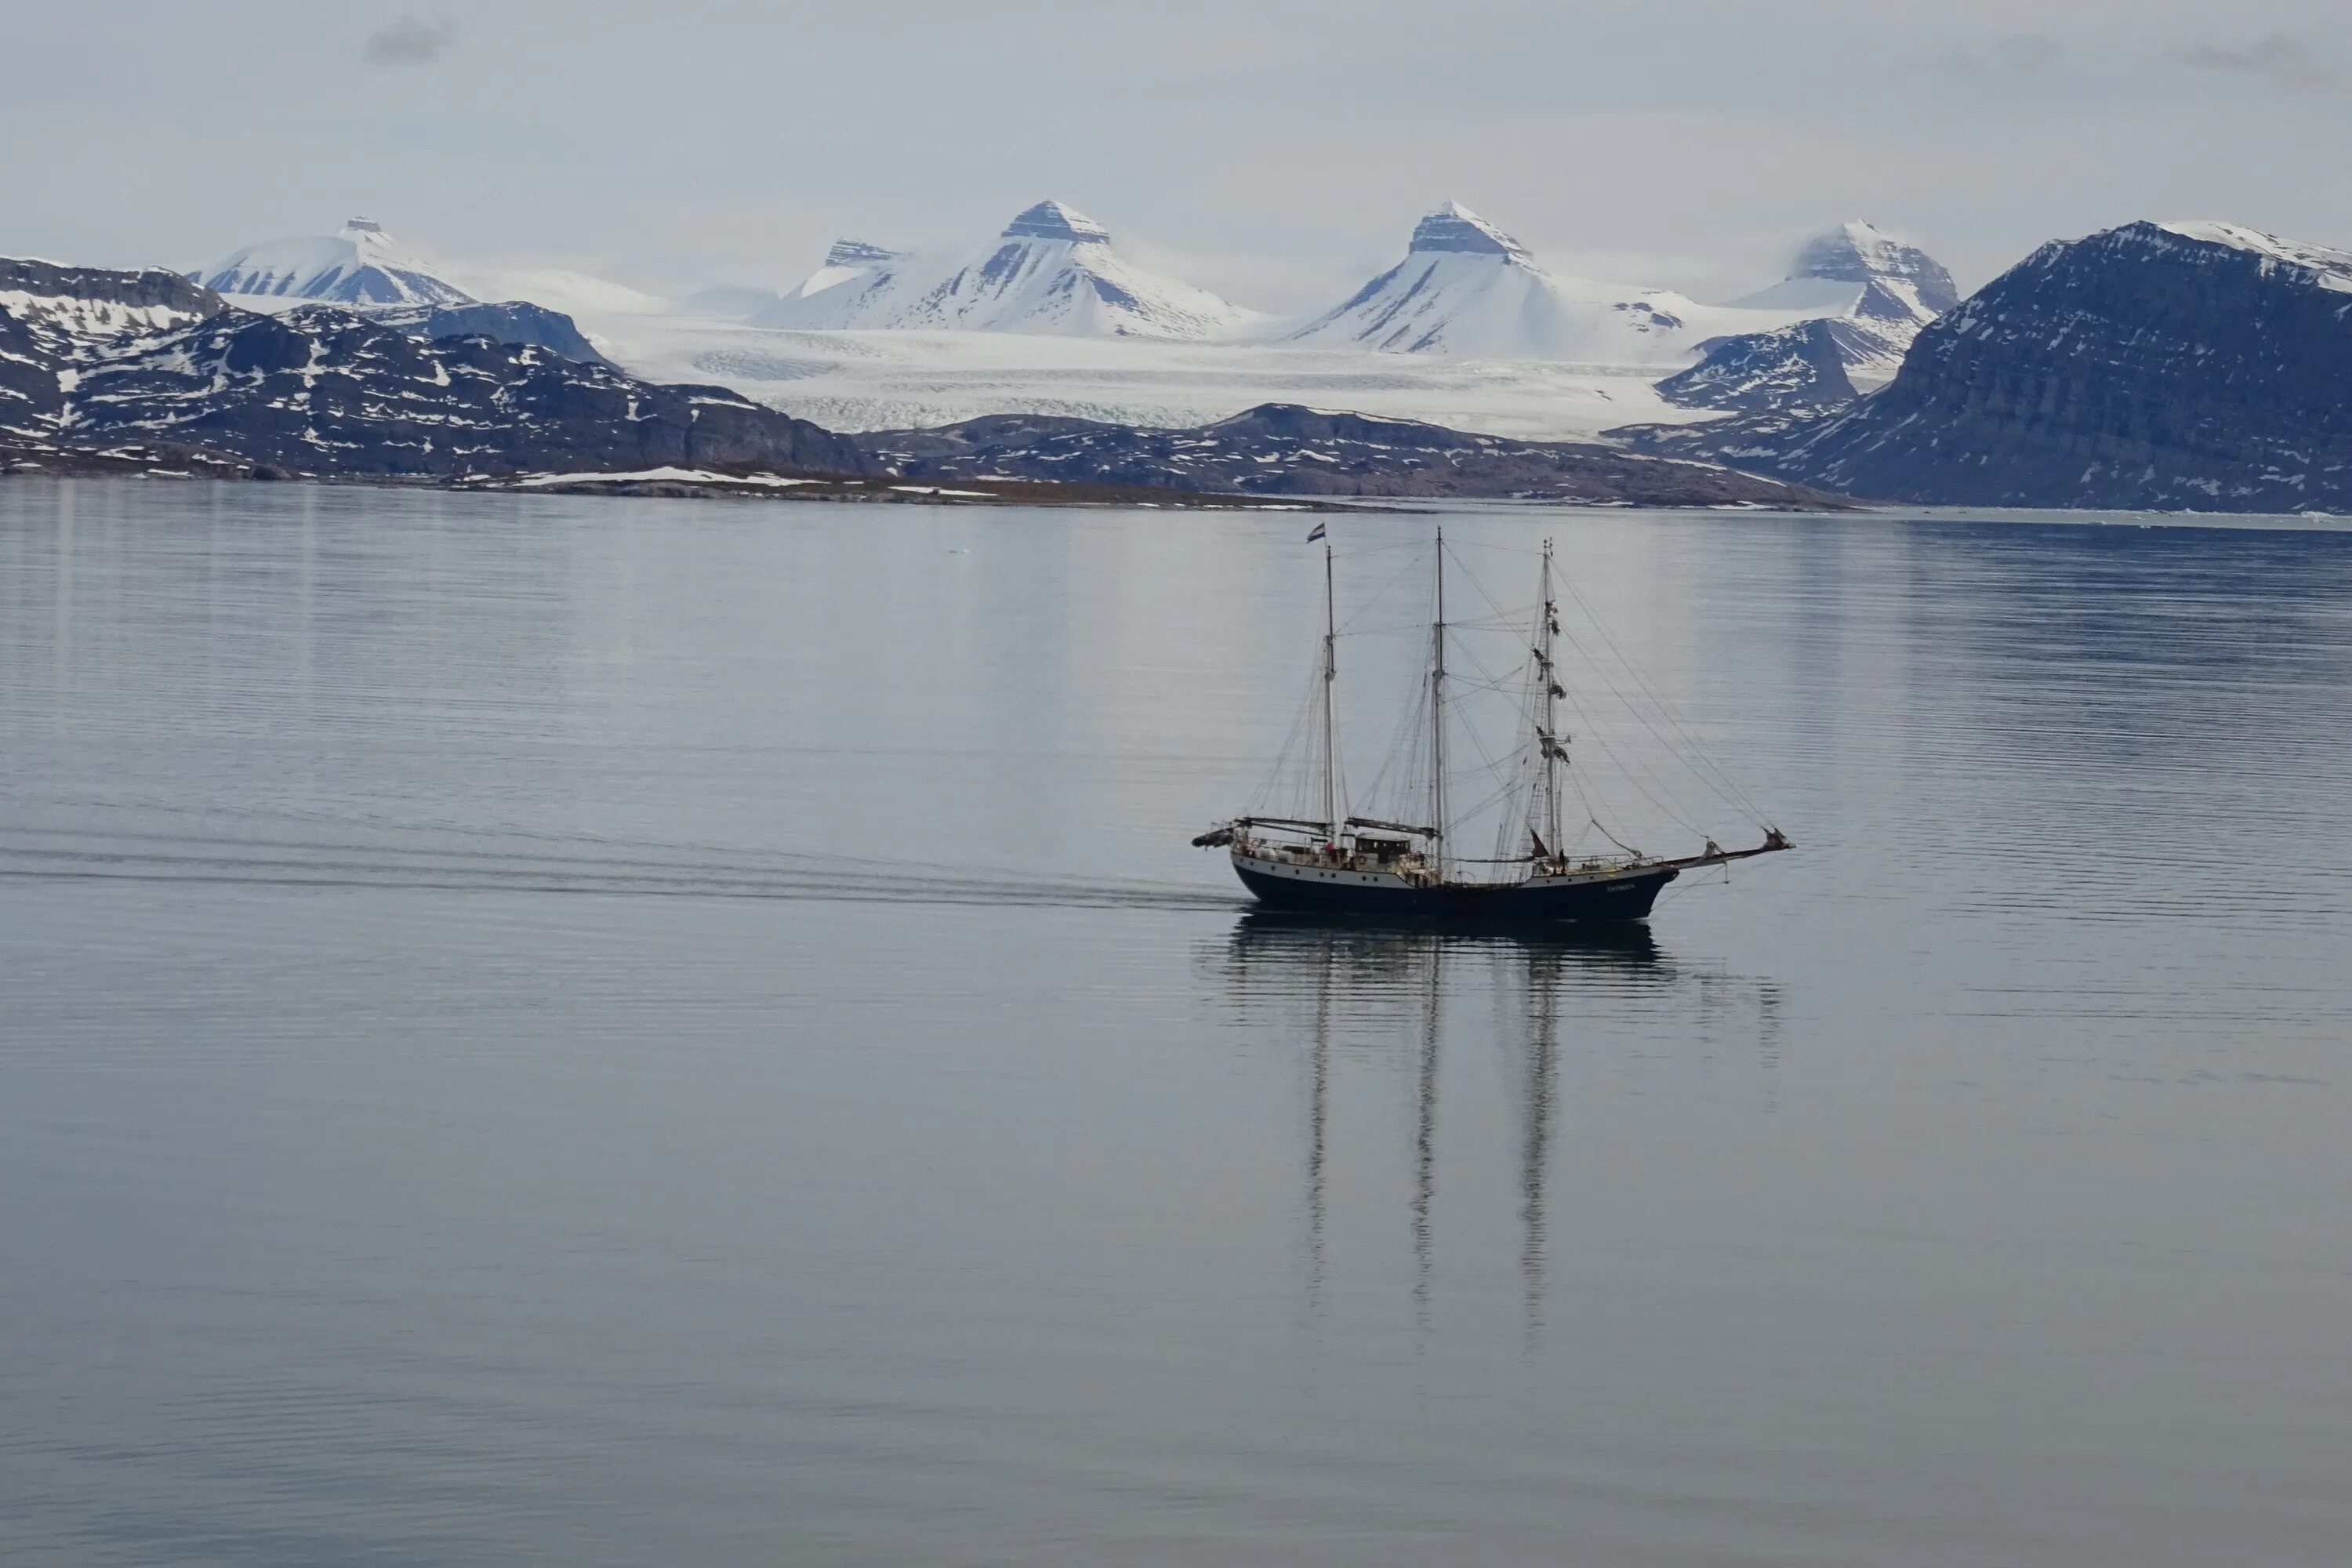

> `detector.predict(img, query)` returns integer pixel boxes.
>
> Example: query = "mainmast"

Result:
[1534,539,1566,862]
[1320,541,1340,837]
[1428,528,1448,881]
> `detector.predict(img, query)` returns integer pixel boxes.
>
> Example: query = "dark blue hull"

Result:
[1233,861,1678,924]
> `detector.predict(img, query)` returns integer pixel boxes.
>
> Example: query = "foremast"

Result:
[1531,539,1566,865]
[1428,527,1449,882]
[1319,540,1341,840]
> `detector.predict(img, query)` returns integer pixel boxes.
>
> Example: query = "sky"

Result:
[7,0,2352,310]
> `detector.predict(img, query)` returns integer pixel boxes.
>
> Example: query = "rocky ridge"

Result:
[864,403,1845,507]
[1665,222,1961,412]
[1623,220,2352,510]
[2,258,864,480]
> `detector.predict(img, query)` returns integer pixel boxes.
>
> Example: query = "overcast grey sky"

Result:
[8,0,2350,307]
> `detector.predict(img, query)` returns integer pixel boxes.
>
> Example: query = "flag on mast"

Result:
[1305,522,1327,543]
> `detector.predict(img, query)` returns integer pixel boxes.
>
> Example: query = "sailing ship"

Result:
[1192,528,1789,923]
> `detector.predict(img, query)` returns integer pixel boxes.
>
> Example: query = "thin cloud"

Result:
[363,16,455,68]
[1992,34,2061,74]
[2169,34,2340,92]
[1939,33,2062,78]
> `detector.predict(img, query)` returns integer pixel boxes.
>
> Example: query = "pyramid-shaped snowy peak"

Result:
[823,238,904,268]
[757,201,1259,339]
[1000,201,1112,244]
[1406,201,1532,260]
[192,218,475,308]
[1287,201,1716,362]
[1731,221,1959,323]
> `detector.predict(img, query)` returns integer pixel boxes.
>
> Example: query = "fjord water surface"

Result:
[2,481,2348,1567]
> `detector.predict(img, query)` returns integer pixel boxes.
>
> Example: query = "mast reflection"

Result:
[1210,909,1795,1351]
[1519,931,1562,1351]
[1217,910,1677,1348]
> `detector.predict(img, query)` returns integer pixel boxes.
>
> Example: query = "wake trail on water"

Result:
[0,812,1243,913]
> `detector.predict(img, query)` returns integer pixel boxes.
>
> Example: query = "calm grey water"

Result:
[3,480,2349,1567]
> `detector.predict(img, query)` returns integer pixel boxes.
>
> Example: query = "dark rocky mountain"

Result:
[1,259,226,432]
[367,299,614,367]
[1626,221,2352,510]
[1787,222,1961,318]
[1671,222,1962,413]
[71,307,868,478]
[3,260,866,480]
[1655,318,1865,412]
[865,404,1845,507]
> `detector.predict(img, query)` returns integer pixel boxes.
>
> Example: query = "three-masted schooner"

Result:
[1192,528,1789,922]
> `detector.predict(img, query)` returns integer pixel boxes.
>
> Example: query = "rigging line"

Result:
[1555,681,1711,841]
[1565,763,1642,857]
[1559,681,1713,842]
[1548,575,1716,766]
[1359,680,1434,817]
[1553,575,1771,822]
[1548,672,1697,838]
[1442,707,1519,811]
[1451,770,1537,837]
[1445,537,1549,556]
[1336,618,1447,640]
[1449,557,1530,633]
[1250,659,1333,820]
[1550,617,1758,829]
[1334,546,1435,637]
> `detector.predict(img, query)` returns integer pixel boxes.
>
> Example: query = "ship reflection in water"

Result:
[1208,911,1783,1352]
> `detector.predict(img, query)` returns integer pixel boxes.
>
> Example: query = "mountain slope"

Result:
[1729,220,1960,328]
[193,218,474,307]
[1287,201,1740,365]
[5,260,866,479]
[1653,318,1864,413]
[69,307,866,477]
[1664,220,1962,410]
[757,202,1260,339]
[367,300,615,367]
[753,238,908,329]
[2,258,227,434]
[1628,220,2352,510]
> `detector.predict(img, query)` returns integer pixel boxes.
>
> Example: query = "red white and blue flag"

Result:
[1305,522,1327,543]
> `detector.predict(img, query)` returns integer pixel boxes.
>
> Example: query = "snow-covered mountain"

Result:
[193,218,474,307]
[753,238,909,328]
[1657,220,1965,409]
[1636,219,2352,511]
[1284,201,1748,365]
[2,258,226,441]
[754,202,1261,340]
[3,255,864,480]
[1730,220,1959,325]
